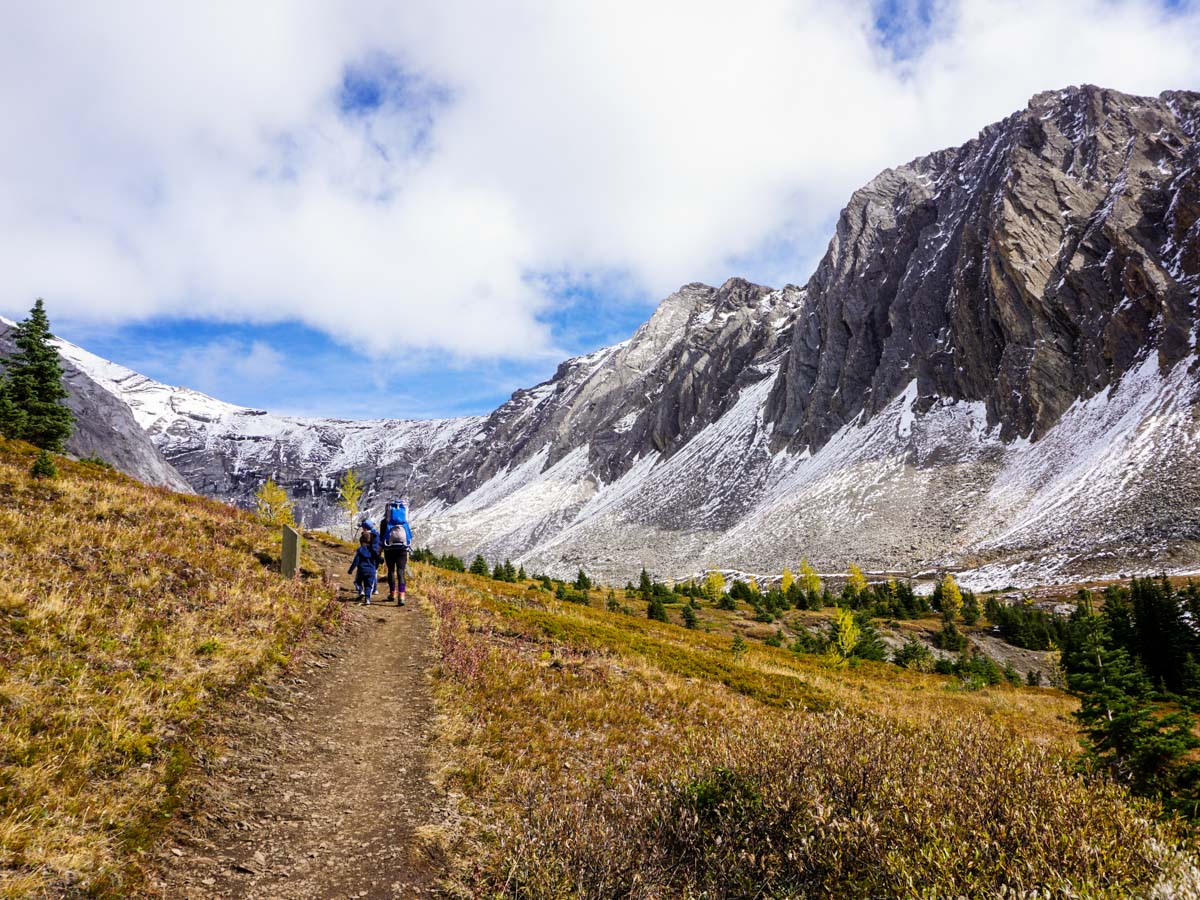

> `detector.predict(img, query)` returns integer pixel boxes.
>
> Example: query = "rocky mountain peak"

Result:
[768,84,1200,450]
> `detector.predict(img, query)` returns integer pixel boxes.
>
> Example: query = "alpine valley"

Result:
[50,85,1200,589]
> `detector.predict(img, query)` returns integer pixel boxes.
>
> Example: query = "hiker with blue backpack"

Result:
[380,500,412,606]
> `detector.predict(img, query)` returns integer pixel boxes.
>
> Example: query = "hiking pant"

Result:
[356,570,377,598]
[384,546,408,594]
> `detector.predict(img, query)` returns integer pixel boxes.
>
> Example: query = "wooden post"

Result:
[282,525,301,578]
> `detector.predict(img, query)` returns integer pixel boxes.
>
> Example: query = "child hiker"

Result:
[348,533,379,604]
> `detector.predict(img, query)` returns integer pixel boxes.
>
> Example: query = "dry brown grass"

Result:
[0,441,338,897]
[421,570,1197,898]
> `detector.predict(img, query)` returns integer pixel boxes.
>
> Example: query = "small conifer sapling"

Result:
[30,448,57,479]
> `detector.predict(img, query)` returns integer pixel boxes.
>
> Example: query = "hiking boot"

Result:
[398,593,406,607]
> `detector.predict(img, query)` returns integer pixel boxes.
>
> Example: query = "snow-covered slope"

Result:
[54,338,484,525]
[60,85,1200,585]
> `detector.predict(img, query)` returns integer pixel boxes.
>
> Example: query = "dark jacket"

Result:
[348,545,378,576]
[359,525,381,557]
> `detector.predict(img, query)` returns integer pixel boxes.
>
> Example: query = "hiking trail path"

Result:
[150,537,445,899]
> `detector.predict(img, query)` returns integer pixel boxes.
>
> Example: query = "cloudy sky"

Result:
[2,0,1198,419]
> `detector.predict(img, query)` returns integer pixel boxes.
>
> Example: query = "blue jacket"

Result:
[380,503,412,547]
[348,545,378,576]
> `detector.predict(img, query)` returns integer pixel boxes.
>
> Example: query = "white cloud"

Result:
[147,338,287,399]
[0,0,1197,360]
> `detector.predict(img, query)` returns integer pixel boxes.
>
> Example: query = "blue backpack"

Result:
[382,501,411,548]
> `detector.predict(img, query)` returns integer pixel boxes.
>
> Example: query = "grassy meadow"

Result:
[421,568,1200,898]
[0,441,338,897]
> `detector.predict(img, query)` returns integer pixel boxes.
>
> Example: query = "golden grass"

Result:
[421,570,1196,898]
[0,441,338,896]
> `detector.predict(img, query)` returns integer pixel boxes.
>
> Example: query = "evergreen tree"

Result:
[1071,627,1199,804]
[0,299,73,450]
[785,580,804,608]
[574,568,591,590]
[639,567,653,599]
[984,597,1067,650]
[730,633,748,658]
[469,555,489,577]
[0,375,26,440]
[681,604,698,629]
[517,565,527,581]
[961,590,981,626]
[852,612,889,661]
[893,637,934,672]
[932,620,967,651]
[492,561,505,580]
[606,590,620,612]
[647,596,669,623]
[255,479,295,528]
[29,448,57,479]
[1129,576,1198,695]
[1063,596,1200,816]
[502,559,517,581]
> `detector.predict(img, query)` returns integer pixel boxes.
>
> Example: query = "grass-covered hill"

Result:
[0,441,338,897]
[419,565,1200,898]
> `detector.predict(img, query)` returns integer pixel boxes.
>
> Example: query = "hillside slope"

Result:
[0,319,191,492]
[0,440,336,896]
[420,566,1197,897]
[64,85,1200,586]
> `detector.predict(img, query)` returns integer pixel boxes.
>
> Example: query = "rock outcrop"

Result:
[769,85,1200,447]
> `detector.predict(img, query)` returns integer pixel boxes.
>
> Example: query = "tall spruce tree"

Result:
[1064,595,1200,817]
[0,299,72,450]
[0,374,24,439]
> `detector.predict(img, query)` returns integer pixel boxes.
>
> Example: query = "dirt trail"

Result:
[150,540,445,899]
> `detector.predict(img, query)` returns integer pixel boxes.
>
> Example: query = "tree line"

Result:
[1059,577,1200,819]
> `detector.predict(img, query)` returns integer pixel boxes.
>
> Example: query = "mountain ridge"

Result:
[0,316,191,491]
[56,84,1200,588]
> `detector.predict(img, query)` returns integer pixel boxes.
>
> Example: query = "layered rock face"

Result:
[62,85,1200,586]
[417,278,800,507]
[0,320,191,491]
[769,86,1200,447]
